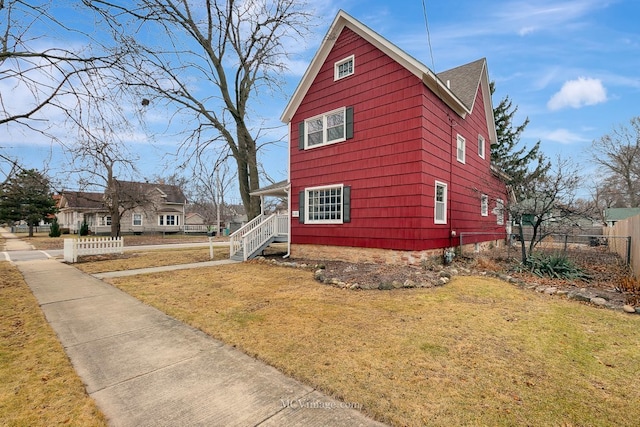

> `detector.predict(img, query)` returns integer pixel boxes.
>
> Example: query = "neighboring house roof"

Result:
[280,10,497,144]
[250,180,289,197]
[60,191,106,210]
[114,180,187,204]
[604,208,640,222]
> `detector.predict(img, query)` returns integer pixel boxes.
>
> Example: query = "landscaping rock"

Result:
[438,271,452,279]
[392,280,403,289]
[568,292,591,302]
[378,282,393,290]
[544,287,558,295]
[623,305,636,313]
[403,279,416,288]
[436,277,449,286]
[590,297,608,306]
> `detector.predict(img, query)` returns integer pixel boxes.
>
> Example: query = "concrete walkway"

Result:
[4,231,385,426]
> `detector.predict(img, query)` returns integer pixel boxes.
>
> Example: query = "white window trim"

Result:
[457,134,466,164]
[434,181,447,224]
[481,194,488,216]
[478,134,485,159]
[304,107,346,149]
[132,213,143,226]
[334,55,355,81]
[305,183,344,225]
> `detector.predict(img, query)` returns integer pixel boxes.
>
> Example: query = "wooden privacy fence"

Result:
[64,237,124,263]
[605,216,638,277]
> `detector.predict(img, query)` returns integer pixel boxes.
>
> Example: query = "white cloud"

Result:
[544,128,589,144]
[547,77,607,110]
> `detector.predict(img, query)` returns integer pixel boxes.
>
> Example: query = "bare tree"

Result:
[83,0,312,219]
[1,1,117,131]
[590,117,640,208]
[509,157,582,263]
[62,71,144,237]
[190,150,236,233]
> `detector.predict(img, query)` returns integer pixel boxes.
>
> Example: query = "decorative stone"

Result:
[438,271,452,279]
[544,287,558,295]
[378,282,393,290]
[403,279,416,288]
[448,268,459,276]
[623,305,636,313]
[590,297,608,306]
[556,290,568,296]
[392,280,402,289]
[314,269,325,280]
[436,277,449,286]
[568,292,591,302]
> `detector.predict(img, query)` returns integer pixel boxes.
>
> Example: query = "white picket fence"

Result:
[64,237,124,263]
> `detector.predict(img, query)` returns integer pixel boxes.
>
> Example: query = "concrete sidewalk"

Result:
[0,228,34,251]
[15,259,386,427]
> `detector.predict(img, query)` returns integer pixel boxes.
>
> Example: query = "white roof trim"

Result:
[280,10,470,123]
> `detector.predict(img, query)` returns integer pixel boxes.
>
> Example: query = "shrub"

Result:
[48,219,61,237]
[523,253,591,281]
[79,220,89,236]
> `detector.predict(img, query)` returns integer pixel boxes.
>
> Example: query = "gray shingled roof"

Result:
[61,192,106,209]
[115,180,187,204]
[437,58,486,111]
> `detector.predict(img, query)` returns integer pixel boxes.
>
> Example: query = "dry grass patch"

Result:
[0,262,106,426]
[74,247,230,274]
[107,262,640,427]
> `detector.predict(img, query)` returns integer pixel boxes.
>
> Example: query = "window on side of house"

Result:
[435,181,447,224]
[299,184,352,225]
[478,134,485,159]
[133,213,142,226]
[457,134,466,164]
[481,194,488,216]
[495,199,505,225]
[334,55,354,80]
[100,216,112,226]
[305,107,346,148]
[306,185,343,224]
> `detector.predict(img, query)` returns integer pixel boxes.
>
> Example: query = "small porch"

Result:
[229,180,290,261]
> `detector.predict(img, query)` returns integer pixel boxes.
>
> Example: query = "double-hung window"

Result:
[133,213,142,226]
[495,199,505,225]
[305,108,346,148]
[478,134,485,159]
[456,134,466,164]
[481,194,488,216]
[435,181,447,224]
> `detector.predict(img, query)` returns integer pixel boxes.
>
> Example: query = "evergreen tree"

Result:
[49,218,61,237]
[490,81,550,199]
[0,169,57,237]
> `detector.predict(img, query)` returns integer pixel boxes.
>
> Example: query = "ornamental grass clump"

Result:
[524,253,591,281]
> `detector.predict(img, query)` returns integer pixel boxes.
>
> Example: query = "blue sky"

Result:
[2,0,639,200]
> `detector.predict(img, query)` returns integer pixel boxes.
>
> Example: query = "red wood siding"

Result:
[290,27,507,251]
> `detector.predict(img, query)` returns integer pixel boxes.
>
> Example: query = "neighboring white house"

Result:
[56,181,187,234]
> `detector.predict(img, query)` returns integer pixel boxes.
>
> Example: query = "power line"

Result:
[421,0,437,73]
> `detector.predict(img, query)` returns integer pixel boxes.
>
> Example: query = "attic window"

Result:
[334,55,354,80]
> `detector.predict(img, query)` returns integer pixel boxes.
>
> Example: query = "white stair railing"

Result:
[229,214,265,258]
[242,214,277,261]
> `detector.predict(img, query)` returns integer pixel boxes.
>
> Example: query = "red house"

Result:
[231,11,508,264]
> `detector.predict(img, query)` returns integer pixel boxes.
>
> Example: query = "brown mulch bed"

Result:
[262,244,639,310]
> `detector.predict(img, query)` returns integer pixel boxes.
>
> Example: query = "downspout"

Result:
[448,113,455,248]
[284,121,292,259]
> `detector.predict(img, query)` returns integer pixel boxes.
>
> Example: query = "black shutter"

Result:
[298,122,305,150]
[298,190,305,224]
[343,186,351,223]
[346,106,354,139]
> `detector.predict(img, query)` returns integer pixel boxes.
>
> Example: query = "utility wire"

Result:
[421,0,437,73]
